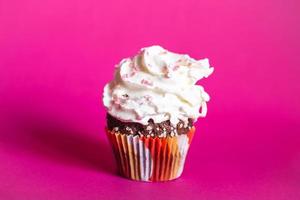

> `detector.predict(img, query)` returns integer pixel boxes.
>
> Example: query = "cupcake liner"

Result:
[106,127,195,182]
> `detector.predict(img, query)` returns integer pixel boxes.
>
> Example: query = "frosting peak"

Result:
[103,45,214,126]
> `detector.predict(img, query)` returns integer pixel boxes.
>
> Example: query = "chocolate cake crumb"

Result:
[107,114,193,137]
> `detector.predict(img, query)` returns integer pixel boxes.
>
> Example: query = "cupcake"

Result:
[103,45,213,182]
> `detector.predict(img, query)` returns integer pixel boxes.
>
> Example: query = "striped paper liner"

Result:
[106,127,195,182]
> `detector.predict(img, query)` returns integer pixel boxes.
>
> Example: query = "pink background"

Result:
[1,0,300,199]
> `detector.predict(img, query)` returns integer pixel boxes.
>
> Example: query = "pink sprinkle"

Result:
[114,97,121,104]
[121,74,129,79]
[113,94,123,105]
[116,104,121,110]
[130,62,139,71]
[159,51,167,55]
[172,65,179,71]
[129,71,136,77]
[162,66,171,78]
[162,66,169,73]
[132,65,138,71]
[141,79,153,86]
[144,95,152,101]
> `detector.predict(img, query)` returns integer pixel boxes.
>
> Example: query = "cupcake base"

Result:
[106,127,195,182]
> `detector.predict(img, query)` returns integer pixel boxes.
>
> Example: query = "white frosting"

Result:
[103,45,214,126]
